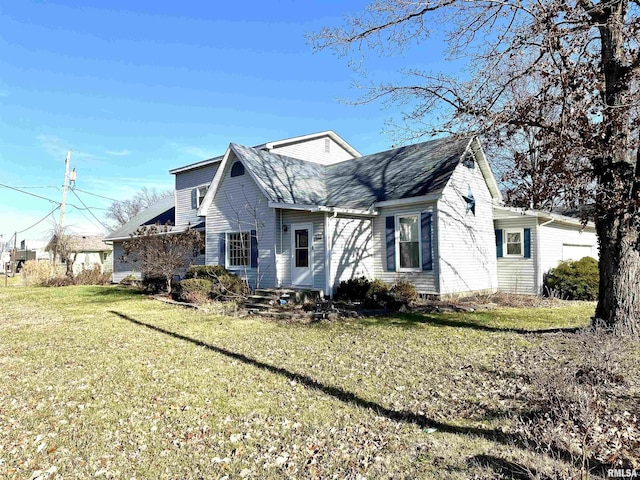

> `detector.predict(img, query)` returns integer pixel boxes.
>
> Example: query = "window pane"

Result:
[295,229,308,248]
[296,249,309,267]
[507,232,521,244]
[400,242,420,268]
[399,216,418,242]
[228,232,249,266]
[507,243,522,255]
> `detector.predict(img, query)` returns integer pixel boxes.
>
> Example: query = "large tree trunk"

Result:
[593,1,640,333]
[595,211,640,334]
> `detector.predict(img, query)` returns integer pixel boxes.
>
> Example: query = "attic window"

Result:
[463,187,476,215]
[230,161,245,177]
[462,152,475,169]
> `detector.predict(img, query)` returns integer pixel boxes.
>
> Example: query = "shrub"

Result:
[177,278,213,303]
[43,275,75,287]
[210,271,249,301]
[543,257,598,300]
[336,277,372,302]
[21,260,65,286]
[141,276,167,294]
[185,265,229,280]
[391,280,418,305]
[74,265,111,285]
[120,274,139,285]
[364,279,391,308]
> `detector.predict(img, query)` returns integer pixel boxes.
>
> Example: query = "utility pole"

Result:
[59,150,72,236]
[11,232,17,278]
[54,150,75,265]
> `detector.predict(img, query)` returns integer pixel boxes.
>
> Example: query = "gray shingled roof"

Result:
[103,196,175,241]
[46,235,113,253]
[231,135,472,209]
[230,143,327,205]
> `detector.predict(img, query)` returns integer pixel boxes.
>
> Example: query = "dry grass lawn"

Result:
[0,284,636,479]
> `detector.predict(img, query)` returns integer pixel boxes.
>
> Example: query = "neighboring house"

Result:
[20,239,51,261]
[46,235,113,275]
[109,130,598,296]
[494,206,598,294]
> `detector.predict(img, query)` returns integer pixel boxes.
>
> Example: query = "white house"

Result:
[106,131,598,296]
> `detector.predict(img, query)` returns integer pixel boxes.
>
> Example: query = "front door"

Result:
[291,223,313,287]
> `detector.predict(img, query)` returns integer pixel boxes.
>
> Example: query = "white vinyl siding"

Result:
[538,222,598,282]
[495,218,536,294]
[270,136,355,165]
[372,204,438,294]
[205,152,275,290]
[174,164,218,227]
[437,159,498,295]
[275,209,326,291]
[328,216,374,294]
[110,241,142,283]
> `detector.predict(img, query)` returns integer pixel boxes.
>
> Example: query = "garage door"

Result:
[562,244,594,261]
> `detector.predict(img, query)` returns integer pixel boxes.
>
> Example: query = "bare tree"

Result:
[106,187,172,229]
[121,225,203,294]
[311,0,640,333]
[48,230,75,276]
[224,187,269,290]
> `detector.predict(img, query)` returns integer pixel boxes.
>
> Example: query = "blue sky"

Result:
[0,1,451,244]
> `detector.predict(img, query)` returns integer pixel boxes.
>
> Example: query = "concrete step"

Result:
[246,295,274,304]
[244,302,271,311]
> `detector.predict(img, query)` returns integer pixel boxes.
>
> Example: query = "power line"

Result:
[0,182,107,210]
[67,205,105,232]
[16,205,61,235]
[0,183,61,205]
[70,189,110,230]
[72,187,119,202]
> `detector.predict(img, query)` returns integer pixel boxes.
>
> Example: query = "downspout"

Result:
[325,211,338,298]
[278,208,283,287]
[435,199,443,295]
[535,217,555,294]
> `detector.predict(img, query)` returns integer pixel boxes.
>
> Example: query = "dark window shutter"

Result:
[218,233,226,266]
[385,216,396,272]
[524,228,531,258]
[250,229,258,268]
[421,212,433,271]
[495,229,503,258]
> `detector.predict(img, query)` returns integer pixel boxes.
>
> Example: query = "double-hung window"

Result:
[505,229,523,256]
[398,214,421,270]
[196,186,208,208]
[227,232,249,266]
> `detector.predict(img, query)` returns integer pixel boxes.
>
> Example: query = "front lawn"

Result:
[0,286,636,479]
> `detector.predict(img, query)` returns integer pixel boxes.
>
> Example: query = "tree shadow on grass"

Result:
[365,312,582,335]
[108,310,584,472]
[109,310,499,435]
